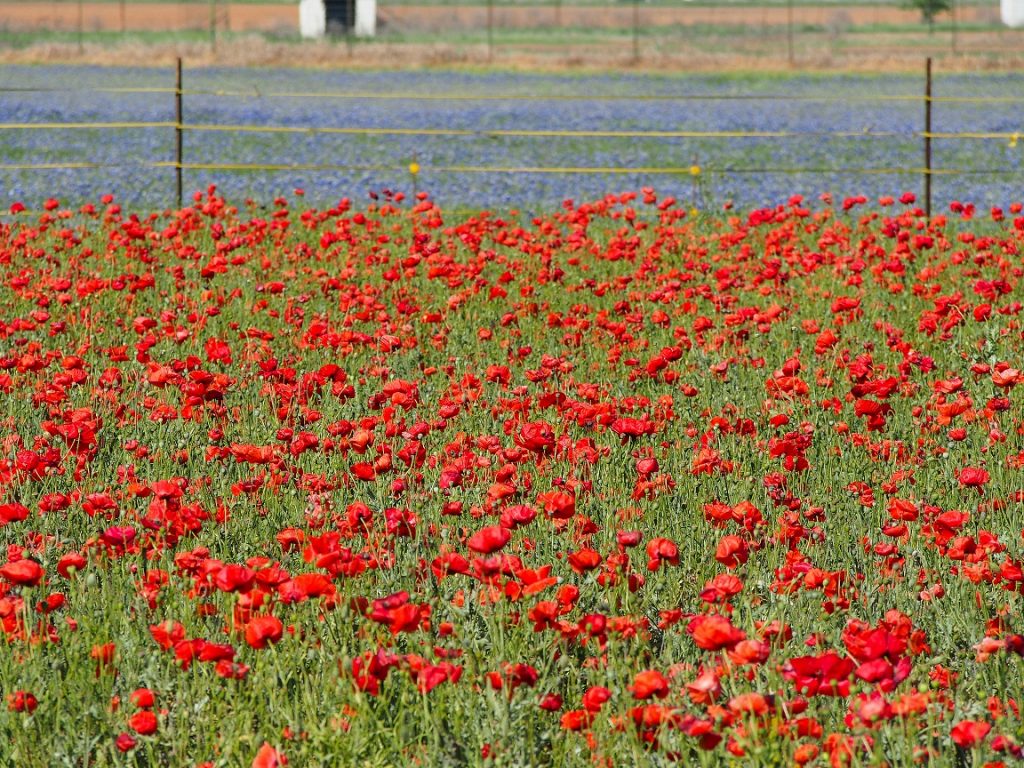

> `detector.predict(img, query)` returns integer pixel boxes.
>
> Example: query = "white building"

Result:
[300,0,377,38]
[1003,0,1024,27]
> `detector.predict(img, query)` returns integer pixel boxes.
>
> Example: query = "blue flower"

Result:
[0,66,1020,212]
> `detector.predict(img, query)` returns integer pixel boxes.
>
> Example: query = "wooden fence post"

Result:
[209,0,217,53]
[175,58,183,210]
[950,0,957,54]
[632,0,640,63]
[924,57,932,219]
[77,0,84,54]
[787,0,794,66]
[487,0,494,62]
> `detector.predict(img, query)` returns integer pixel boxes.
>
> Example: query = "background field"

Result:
[0,0,1022,70]
[1,66,1022,215]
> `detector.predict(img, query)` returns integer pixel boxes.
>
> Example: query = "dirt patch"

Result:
[0,2,294,33]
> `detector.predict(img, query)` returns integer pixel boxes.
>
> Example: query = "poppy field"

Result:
[1,187,1024,767]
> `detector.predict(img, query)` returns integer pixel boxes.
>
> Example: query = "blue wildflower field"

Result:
[1,66,1021,211]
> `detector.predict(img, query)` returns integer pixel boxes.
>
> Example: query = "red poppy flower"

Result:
[410,659,462,693]
[7,691,37,713]
[686,670,721,704]
[0,559,44,587]
[783,652,855,697]
[539,692,563,711]
[0,503,29,526]
[56,552,88,579]
[150,620,185,651]
[515,421,555,454]
[728,692,770,716]
[950,720,991,749]
[630,670,669,700]
[350,462,376,481]
[129,688,156,709]
[567,548,601,573]
[559,709,594,731]
[128,710,158,736]
[215,660,251,680]
[727,639,771,666]
[646,537,679,570]
[715,535,749,569]
[687,614,745,651]
[611,417,654,439]
[252,742,287,768]
[467,526,511,554]
[537,490,575,520]
[636,457,659,475]
[582,685,612,711]
[91,643,117,675]
[214,564,257,593]
[958,468,989,488]
[700,573,744,604]
[245,616,284,650]
[279,573,335,602]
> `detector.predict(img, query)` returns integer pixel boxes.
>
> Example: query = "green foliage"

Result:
[903,0,951,26]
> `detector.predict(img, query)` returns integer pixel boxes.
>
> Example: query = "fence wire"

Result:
[0,65,1022,211]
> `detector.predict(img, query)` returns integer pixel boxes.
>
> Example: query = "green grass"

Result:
[0,28,240,48]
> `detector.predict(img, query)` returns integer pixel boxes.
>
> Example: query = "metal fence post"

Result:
[924,57,932,219]
[175,58,184,210]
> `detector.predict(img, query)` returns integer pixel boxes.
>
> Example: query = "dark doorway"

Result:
[324,0,357,32]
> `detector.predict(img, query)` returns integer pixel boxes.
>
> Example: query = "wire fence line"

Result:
[0,57,1021,214]
[2,85,1024,105]
[2,162,1018,175]
[3,121,1022,141]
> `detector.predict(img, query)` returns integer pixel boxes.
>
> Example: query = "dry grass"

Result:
[1,34,1022,73]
